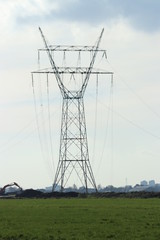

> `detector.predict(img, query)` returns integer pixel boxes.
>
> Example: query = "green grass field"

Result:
[0,198,160,240]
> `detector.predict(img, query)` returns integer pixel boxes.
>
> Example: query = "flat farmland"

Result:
[0,198,160,240]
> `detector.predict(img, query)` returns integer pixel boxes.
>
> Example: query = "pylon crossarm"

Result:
[39,45,106,52]
[80,28,104,97]
[32,67,113,75]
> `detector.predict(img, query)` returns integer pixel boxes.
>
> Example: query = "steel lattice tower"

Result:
[32,28,113,192]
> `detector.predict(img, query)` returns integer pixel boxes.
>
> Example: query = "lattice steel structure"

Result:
[32,28,113,192]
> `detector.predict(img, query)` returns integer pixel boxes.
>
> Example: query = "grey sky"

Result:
[14,0,160,32]
[0,0,160,189]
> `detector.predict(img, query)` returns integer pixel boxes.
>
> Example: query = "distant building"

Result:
[45,186,52,192]
[140,180,148,186]
[149,180,155,187]
[129,185,149,192]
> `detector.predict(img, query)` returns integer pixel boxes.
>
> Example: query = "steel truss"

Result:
[53,96,97,192]
[33,27,113,192]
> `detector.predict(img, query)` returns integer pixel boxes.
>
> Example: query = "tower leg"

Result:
[52,95,97,192]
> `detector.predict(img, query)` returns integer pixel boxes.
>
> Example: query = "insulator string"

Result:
[38,50,40,68]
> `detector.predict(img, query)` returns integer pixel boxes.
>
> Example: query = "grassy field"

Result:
[0,198,160,240]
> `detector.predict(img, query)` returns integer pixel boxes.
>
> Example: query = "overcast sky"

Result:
[0,0,160,189]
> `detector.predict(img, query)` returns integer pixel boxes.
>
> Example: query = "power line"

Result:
[100,100,160,141]
[92,74,99,166]
[46,73,55,175]
[96,75,114,176]
[107,59,160,121]
[32,73,55,180]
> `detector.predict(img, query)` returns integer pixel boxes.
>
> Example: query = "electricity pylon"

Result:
[32,28,113,192]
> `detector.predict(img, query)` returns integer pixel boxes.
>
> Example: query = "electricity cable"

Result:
[0,116,36,152]
[32,74,46,161]
[92,74,98,166]
[107,59,160,121]
[99,98,160,141]
[46,73,55,175]
[95,75,113,176]
[33,72,53,181]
